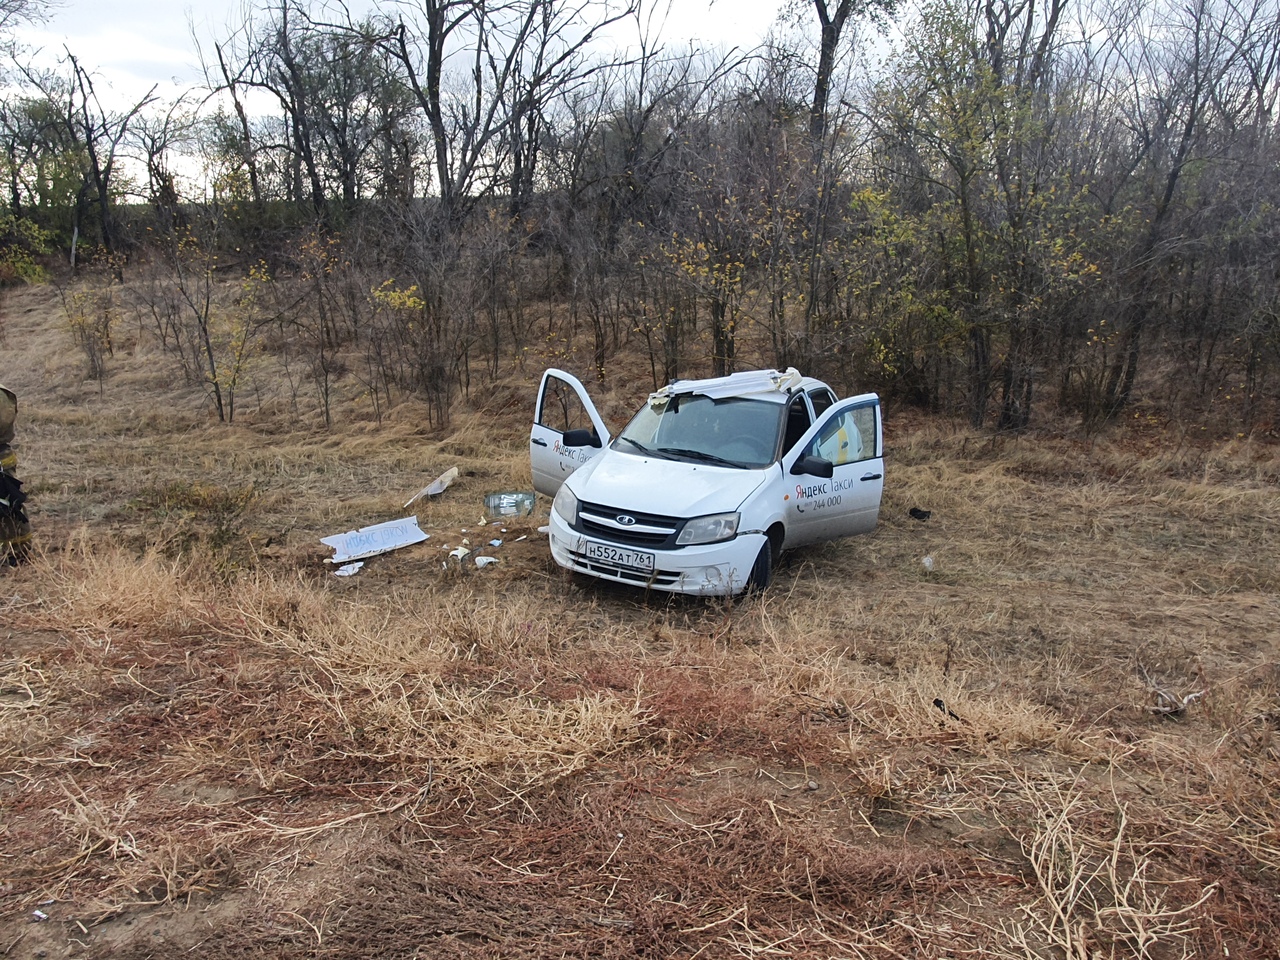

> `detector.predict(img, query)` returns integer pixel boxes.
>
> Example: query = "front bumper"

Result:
[547,511,764,596]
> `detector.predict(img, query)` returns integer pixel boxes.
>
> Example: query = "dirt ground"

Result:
[1,278,1278,958]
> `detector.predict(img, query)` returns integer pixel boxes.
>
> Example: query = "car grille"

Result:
[566,548,683,586]
[576,501,683,548]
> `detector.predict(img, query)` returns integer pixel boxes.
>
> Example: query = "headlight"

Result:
[552,485,579,525]
[676,512,740,545]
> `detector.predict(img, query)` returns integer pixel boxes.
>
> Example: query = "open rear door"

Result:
[780,394,883,548]
[530,369,610,497]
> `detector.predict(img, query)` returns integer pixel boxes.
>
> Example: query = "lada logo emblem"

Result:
[616,514,637,526]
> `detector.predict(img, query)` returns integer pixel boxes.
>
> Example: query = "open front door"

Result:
[780,394,884,548]
[530,369,610,497]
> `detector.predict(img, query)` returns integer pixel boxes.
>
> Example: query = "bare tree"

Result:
[0,0,45,33]
[381,0,634,227]
[131,96,197,237]
[1096,0,1262,417]
[12,55,155,267]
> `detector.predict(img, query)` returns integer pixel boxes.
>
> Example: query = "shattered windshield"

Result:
[615,394,782,468]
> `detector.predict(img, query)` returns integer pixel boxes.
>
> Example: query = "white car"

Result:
[530,367,884,595]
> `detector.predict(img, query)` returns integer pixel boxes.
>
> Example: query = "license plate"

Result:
[584,541,655,573]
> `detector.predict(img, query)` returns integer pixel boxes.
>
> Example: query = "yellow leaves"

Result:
[371,279,426,313]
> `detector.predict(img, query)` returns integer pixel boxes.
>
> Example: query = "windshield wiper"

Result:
[616,437,669,459]
[657,447,744,468]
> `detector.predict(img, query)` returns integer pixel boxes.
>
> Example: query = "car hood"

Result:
[570,450,771,517]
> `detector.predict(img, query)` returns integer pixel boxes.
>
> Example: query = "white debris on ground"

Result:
[404,466,459,508]
[321,516,430,563]
[323,492,538,578]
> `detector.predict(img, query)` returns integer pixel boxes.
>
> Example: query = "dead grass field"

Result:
[2,278,1279,958]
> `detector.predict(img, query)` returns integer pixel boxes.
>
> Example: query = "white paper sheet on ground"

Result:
[404,466,460,508]
[322,517,429,563]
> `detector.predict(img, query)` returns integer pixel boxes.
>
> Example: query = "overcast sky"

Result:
[16,0,792,106]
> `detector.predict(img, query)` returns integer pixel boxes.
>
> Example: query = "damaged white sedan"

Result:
[530,367,884,596]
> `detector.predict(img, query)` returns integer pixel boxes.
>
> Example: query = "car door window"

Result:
[804,404,876,465]
[807,388,835,418]
[539,375,599,442]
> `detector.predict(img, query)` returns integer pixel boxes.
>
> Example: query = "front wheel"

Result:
[745,540,772,593]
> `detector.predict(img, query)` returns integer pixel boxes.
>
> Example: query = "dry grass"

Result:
[1,278,1278,958]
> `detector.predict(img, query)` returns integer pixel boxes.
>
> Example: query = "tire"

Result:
[745,539,773,593]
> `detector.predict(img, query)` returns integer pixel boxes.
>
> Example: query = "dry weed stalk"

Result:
[0,657,48,710]
[709,910,927,959]
[999,774,1217,960]
[1136,662,1206,718]
[55,780,144,865]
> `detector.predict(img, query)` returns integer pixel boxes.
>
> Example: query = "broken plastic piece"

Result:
[404,466,460,508]
[333,561,364,577]
[488,539,502,547]
[514,535,527,543]
[322,517,429,563]
[449,546,471,560]
[475,556,499,568]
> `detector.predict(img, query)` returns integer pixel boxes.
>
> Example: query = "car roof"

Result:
[649,368,829,406]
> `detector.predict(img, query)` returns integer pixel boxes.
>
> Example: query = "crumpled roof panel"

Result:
[647,368,805,407]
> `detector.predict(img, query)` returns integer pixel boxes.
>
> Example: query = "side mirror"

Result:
[791,455,834,479]
[562,428,602,448]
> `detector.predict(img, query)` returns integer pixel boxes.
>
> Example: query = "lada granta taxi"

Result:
[530,367,883,596]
